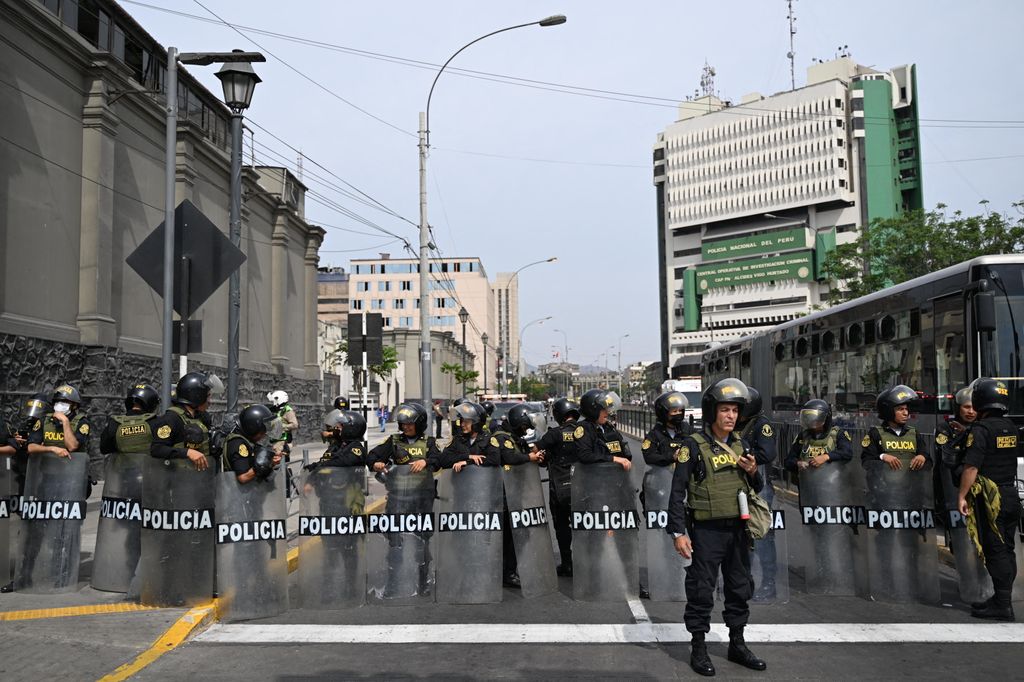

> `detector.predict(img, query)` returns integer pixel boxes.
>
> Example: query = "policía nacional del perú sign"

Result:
[701,227,806,262]
[697,250,814,291]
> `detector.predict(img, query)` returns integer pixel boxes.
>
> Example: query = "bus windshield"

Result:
[979,263,1024,415]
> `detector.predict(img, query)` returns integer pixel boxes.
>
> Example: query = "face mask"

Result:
[668,413,686,427]
[54,401,72,414]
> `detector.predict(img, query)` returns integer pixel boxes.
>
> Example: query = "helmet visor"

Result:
[264,416,284,441]
[800,407,828,431]
[605,391,622,414]
[451,404,480,423]
[324,409,344,429]
[22,398,48,420]
[204,374,225,396]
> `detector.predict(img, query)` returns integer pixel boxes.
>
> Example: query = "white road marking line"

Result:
[196,622,1024,645]
[626,598,650,624]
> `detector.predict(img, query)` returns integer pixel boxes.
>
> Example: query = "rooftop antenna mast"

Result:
[699,60,716,111]
[786,0,797,90]
[297,149,304,183]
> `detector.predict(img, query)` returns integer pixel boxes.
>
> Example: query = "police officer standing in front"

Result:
[936,387,976,484]
[149,372,218,471]
[667,378,766,677]
[957,378,1022,621]
[27,384,91,464]
[573,389,631,470]
[859,385,929,471]
[222,404,282,484]
[642,391,692,467]
[534,398,581,576]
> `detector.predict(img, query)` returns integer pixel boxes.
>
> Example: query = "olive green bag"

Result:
[745,490,773,540]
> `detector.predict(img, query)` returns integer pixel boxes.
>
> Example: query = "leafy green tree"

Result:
[823,204,1024,304]
[511,376,554,401]
[439,362,460,398]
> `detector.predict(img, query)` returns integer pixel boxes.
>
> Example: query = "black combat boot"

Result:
[971,591,1015,622]
[689,633,715,677]
[971,595,995,611]
[727,628,767,671]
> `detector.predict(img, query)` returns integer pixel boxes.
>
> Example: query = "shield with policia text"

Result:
[435,466,503,604]
[503,462,558,599]
[571,462,639,601]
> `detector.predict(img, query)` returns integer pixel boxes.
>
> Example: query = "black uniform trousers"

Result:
[684,517,754,634]
[548,481,573,566]
[979,485,1022,603]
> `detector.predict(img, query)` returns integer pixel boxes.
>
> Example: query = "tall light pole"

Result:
[502,257,557,393]
[481,332,489,395]
[458,306,469,396]
[553,328,569,365]
[418,17,566,426]
[617,333,630,394]
[169,49,264,414]
[510,315,552,394]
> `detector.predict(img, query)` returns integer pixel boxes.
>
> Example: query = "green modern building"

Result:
[652,57,922,377]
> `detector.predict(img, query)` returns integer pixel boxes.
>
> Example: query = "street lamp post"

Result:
[617,333,630,394]
[418,17,566,429]
[458,306,469,396]
[502,257,557,393]
[513,316,552,394]
[168,49,264,414]
[481,332,489,395]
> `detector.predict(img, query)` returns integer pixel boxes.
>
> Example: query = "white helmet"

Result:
[267,390,289,408]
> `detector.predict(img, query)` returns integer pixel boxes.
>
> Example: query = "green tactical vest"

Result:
[39,413,88,454]
[275,404,294,443]
[222,432,255,471]
[687,432,750,521]
[879,426,918,466]
[168,406,210,456]
[799,426,840,462]
[391,434,428,464]
[112,413,155,454]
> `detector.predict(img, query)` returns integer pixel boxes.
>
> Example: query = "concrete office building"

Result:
[491,272,519,391]
[348,255,495,392]
[653,56,922,376]
[0,0,325,438]
[317,266,350,324]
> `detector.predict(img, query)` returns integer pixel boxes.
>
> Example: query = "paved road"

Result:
[2,426,1023,679]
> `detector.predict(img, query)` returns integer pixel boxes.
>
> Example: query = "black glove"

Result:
[252,445,275,481]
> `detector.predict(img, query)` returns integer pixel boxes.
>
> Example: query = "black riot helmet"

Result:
[395,402,428,437]
[325,409,367,441]
[238,403,276,440]
[580,389,615,421]
[125,383,160,414]
[470,403,489,432]
[175,372,223,408]
[971,377,1010,416]
[481,400,495,417]
[21,393,50,421]
[552,398,581,425]
[799,399,833,434]
[452,403,482,431]
[741,387,763,422]
[506,404,535,437]
[876,384,917,422]
[954,386,973,407]
[654,391,689,426]
[700,378,751,424]
[333,395,350,411]
[52,383,82,406]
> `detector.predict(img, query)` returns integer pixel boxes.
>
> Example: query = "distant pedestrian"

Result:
[432,400,445,439]
[378,405,390,432]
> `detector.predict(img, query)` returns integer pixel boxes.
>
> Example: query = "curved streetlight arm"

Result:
[426,19,561,145]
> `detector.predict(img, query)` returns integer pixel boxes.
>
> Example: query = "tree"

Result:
[440,362,460,398]
[327,342,399,406]
[823,204,1024,305]
[511,376,553,401]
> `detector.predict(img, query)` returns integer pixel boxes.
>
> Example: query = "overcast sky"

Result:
[123,0,1024,369]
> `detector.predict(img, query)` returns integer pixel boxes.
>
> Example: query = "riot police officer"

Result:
[958,378,1021,621]
[333,395,350,412]
[440,403,496,470]
[573,389,631,470]
[784,399,852,471]
[487,404,544,588]
[312,410,369,470]
[860,385,929,470]
[27,384,91,463]
[368,402,441,472]
[642,391,692,467]
[937,387,976,484]
[7,393,47,494]
[223,404,282,484]
[667,378,766,676]
[149,372,222,471]
[481,400,496,433]
[535,398,580,576]
[100,383,160,456]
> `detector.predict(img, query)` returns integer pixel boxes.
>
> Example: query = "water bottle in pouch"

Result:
[737,490,750,520]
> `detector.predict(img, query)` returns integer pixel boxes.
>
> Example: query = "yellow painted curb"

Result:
[97,599,219,682]
[0,602,160,622]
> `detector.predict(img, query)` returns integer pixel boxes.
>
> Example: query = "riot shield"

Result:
[0,459,12,586]
[435,466,503,604]
[794,462,866,596]
[15,452,88,593]
[298,465,368,609]
[503,463,558,598]
[863,462,940,603]
[92,452,146,592]
[938,465,993,604]
[571,462,639,601]
[215,468,289,622]
[751,469,789,603]
[642,464,687,601]
[366,464,436,603]
[138,456,215,607]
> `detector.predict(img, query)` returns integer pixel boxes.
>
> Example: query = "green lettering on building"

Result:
[696,251,815,291]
